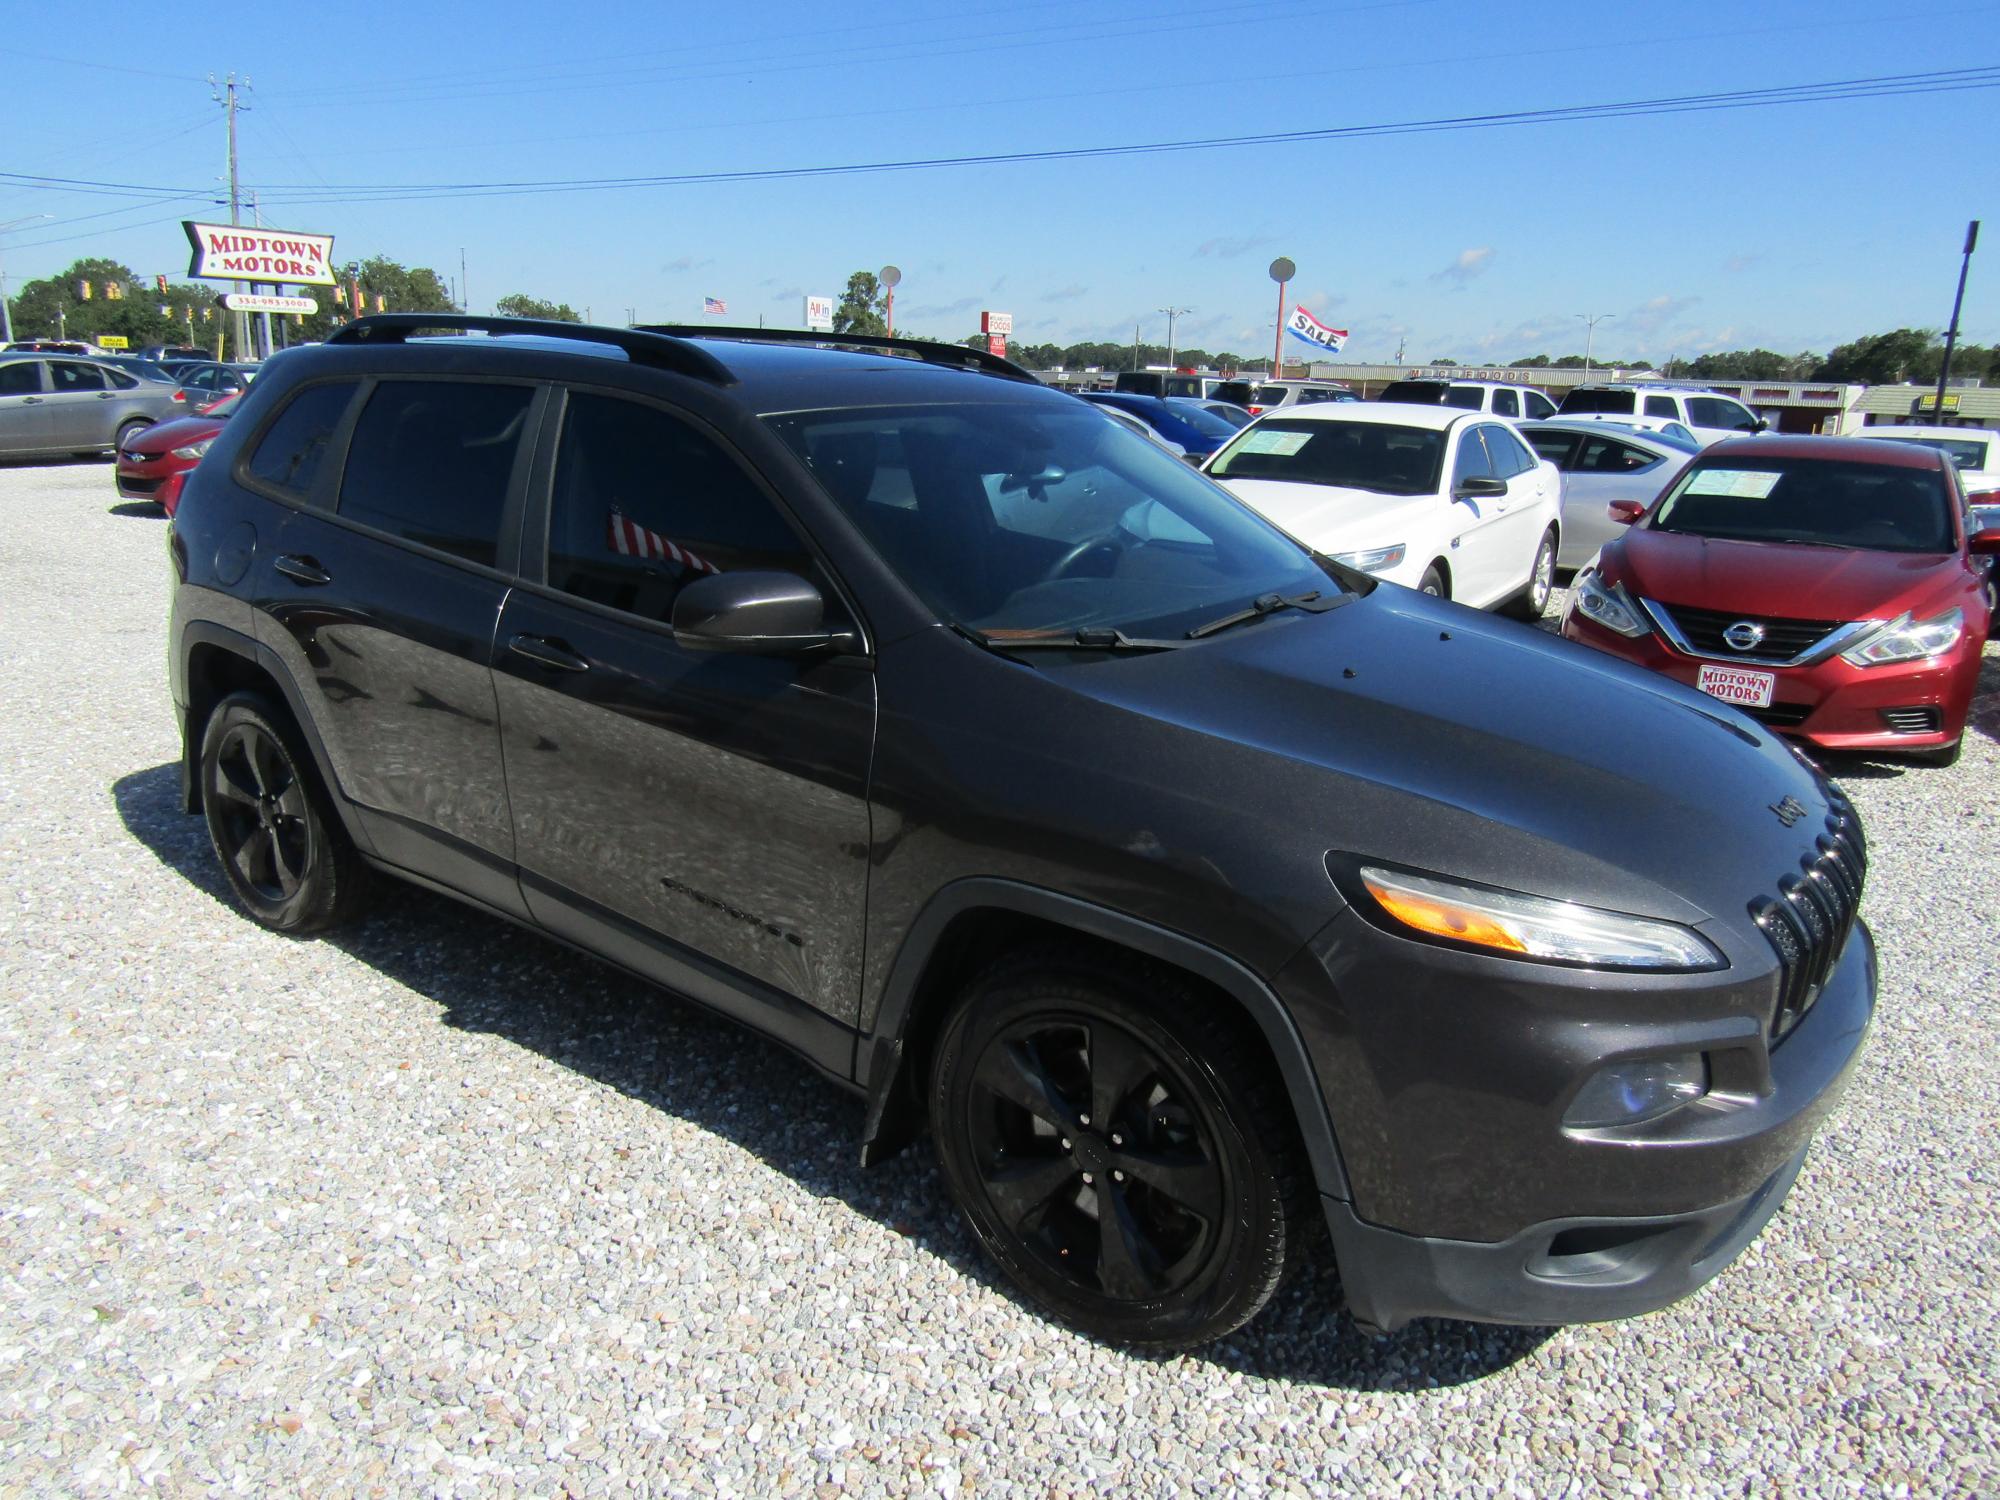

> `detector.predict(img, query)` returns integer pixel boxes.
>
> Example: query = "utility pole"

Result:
[1159,305,1192,369]
[1132,321,1140,372]
[1933,220,1980,421]
[0,214,53,344]
[1577,312,1614,379]
[461,248,469,315]
[250,187,273,358]
[212,73,251,360]
[1394,334,1406,365]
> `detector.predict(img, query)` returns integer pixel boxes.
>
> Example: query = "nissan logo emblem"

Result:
[1723,621,1767,652]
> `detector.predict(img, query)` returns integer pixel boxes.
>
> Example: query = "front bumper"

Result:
[116,456,190,514]
[1561,605,1983,753]
[1276,897,1875,1331]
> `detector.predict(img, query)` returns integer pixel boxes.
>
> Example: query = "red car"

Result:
[114,392,239,517]
[1561,435,1998,766]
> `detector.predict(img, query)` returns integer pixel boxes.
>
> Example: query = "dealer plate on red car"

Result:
[1696,663,1776,708]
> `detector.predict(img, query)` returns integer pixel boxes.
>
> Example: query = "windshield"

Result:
[1207,417,1446,496]
[1863,433,1991,470]
[1650,457,1956,553]
[767,402,1332,638]
[1559,389,1638,415]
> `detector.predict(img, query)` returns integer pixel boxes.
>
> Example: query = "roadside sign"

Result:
[805,294,835,330]
[183,221,337,286]
[98,335,130,349]
[981,310,1013,335]
[219,292,319,314]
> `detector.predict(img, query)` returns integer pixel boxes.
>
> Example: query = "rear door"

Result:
[43,359,114,448]
[0,360,52,454]
[250,374,540,915]
[1559,432,1673,567]
[493,385,875,1047]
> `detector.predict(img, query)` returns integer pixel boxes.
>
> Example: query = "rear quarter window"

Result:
[244,381,361,501]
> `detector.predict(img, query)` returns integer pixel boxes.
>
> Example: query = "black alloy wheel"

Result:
[199,692,368,933]
[930,954,1307,1348]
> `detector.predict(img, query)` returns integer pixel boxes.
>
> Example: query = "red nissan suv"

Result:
[1561,435,1998,766]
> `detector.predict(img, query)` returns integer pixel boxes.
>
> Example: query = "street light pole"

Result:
[1578,312,1614,379]
[1159,305,1191,368]
[1933,220,1980,421]
[0,214,54,344]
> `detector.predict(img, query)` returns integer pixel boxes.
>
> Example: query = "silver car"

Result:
[0,354,190,459]
[1518,420,1697,570]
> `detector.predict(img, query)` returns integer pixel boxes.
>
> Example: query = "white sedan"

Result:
[1203,403,1563,617]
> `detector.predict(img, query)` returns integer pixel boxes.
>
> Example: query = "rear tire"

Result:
[1505,528,1558,620]
[199,692,370,933]
[929,949,1310,1350]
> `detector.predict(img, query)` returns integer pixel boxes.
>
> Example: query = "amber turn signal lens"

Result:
[1362,878,1530,953]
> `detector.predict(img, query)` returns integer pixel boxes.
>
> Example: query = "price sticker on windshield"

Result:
[1235,429,1312,456]
[1685,468,1782,499]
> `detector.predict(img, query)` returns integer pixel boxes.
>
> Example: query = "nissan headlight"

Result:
[1331,543,1406,574]
[1360,866,1721,970]
[1573,569,1649,638]
[171,438,214,461]
[1839,608,1963,667]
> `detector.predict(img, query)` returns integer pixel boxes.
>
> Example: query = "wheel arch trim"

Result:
[859,878,1352,1201]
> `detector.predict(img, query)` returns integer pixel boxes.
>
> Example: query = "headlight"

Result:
[1839,607,1963,667]
[171,438,214,461]
[1359,865,1721,970]
[1572,569,1649,638]
[1331,543,1406,573]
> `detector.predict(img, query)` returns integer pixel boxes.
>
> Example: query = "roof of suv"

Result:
[319,314,1045,417]
[1258,400,1466,431]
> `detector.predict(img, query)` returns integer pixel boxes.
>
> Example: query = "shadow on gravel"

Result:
[0,453,106,469]
[112,760,1550,1390]
[107,501,166,520]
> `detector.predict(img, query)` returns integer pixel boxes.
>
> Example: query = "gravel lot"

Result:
[2,457,1996,1497]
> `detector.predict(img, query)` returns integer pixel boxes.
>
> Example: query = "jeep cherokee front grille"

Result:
[1751,794,1867,1043]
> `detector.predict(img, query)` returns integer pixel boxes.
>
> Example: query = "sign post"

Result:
[1269,257,1295,377]
[879,265,901,337]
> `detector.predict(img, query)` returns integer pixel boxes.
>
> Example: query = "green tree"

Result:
[1509,354,1550,368]
[8,258,245,355]
[1815,328,1937,385]
[833,271,887,335]
[493,293,581,322]
[294,255,457,342]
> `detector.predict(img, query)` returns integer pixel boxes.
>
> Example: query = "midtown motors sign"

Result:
[183,221,337,286]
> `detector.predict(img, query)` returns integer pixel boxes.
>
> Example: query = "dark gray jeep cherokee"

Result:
[167,316,1874,1349]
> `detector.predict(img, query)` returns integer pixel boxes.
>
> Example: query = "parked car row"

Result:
[0,350,256,462]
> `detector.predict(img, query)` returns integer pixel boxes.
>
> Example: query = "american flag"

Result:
[703,296,727,315]
[607,512,719,576]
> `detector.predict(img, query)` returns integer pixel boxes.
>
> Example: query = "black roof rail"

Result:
[639,324,1038,383]
[324,313,736,386]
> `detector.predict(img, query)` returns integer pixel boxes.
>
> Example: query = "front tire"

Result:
[929,951,1309,1349]
[199,692,369,933]
[1417,563,1447,598]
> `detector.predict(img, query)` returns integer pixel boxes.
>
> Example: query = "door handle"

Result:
[508,633,590,672]
[21,396,42,405]
[97,392,117,400]
[274,554,332,586]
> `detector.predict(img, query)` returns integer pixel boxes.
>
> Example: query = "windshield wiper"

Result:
[1185,588,1350,640]
[956,624,1186,652]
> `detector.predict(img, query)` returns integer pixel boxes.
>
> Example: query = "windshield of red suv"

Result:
[1649,456,1956,554]
[767,402,1332,638]
[1207,418,1446,496]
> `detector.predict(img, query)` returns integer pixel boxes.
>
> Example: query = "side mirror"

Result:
[1751,418,1769,433]
[671,570,856,655]
[1968,526,2000,556]
[1453,476,1507,500]
[1608,499,1647,525]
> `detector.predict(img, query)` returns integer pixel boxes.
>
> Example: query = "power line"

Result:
[4,66,1996,210]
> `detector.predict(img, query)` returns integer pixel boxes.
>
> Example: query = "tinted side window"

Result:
[1524,391,1557,419]
[1492,388,1519,417]
[107,369,139,390]
[1524,430,1581,467]
[246,381,360,501]
[547,392,814,622]
[50,361,107,393]
[339,381,533,566]
[1451,428,1494,487]
[1576,436,1659,473]
[1688,397,1759,432]
[1484,424,1537,477]
[1443,386,1483,410]
[0,362,40,395]
[1643,395,1679,419]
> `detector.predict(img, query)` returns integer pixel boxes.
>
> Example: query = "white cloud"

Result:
[1432,247,1495,284]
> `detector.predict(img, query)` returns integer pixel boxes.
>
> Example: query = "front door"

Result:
[493,387,875,1039]
[1444,424,1512,604]
[0,360,51,454]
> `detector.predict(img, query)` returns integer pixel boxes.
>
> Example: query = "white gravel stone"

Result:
[0,460,1995,1496]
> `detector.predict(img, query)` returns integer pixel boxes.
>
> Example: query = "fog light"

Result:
[1563,1054,1708,1128]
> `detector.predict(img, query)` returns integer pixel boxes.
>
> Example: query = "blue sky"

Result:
[5,0,1995,363]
